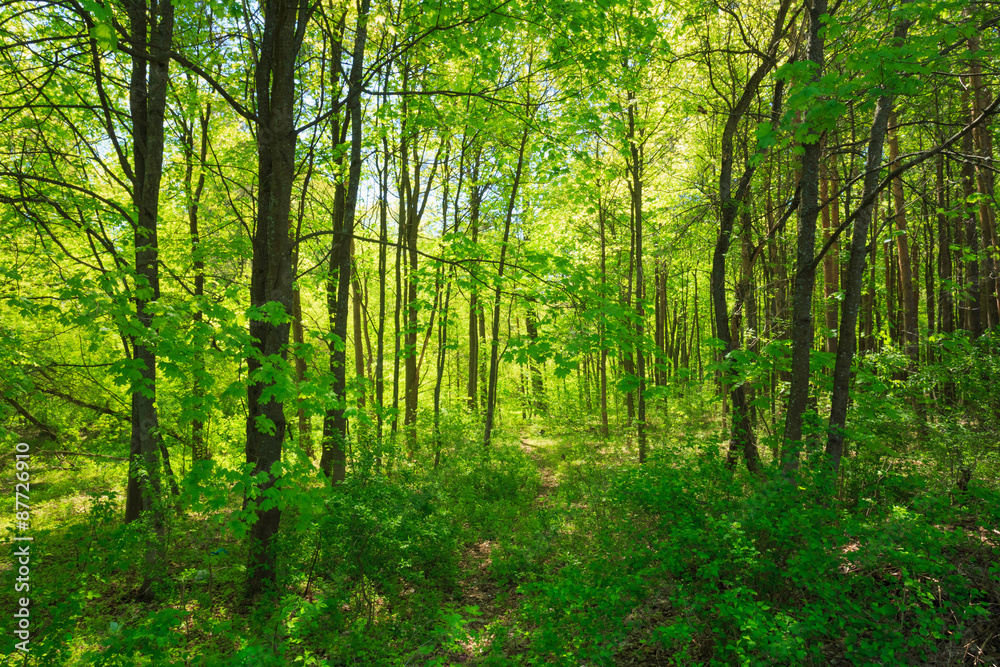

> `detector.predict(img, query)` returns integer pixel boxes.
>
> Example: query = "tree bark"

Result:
[319,0,371,481]
[781,0,828,472]
[123,0,173,601]
[827,9,913,472]
[245,0,311,599]
[888,113,919,364]
[484,123,530,448]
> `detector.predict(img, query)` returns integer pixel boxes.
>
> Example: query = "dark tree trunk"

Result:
[484,124,530,448]
[827,9,912,473]
[827,94,901,472]
[467,153,483,412]
[598,197,610,436]
[782,0,828,472]
[123,0,173,601]
[707,0,789,474]
[962,89,982,338]
[969,34,1000,330]
[181,98,211,462]
[889,114,919,364]
[627,95,647,462]
[525,306,546,413]
[245,0,311,599]
[320,0,371,481]
[821,166,840,354]
[937,153,954,335]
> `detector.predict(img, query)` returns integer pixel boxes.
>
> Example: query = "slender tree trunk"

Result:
[937,153,954,335]
[244,0,310,599]
[182,98,211,462]
[598,198,610,436]
[827,95,901,472]
[292,247,311,458]
[889,113,919,364]
[319,0,371,482]
[827,9,913,472]
[124,0,173,601]
[467,156,483,412]
[525,305,546,413]
[352,241,366,409]
[822,165,840,353]
[708,0,789,474]
[962,89,983,338]
[376,135,389,458]
[969,33,1000,330]
[781,0,828,472]
[627,96,647,462]
[484,123,530,448]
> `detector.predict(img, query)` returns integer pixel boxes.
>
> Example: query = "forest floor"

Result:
[448,430,562,664]
[3,414,999,666]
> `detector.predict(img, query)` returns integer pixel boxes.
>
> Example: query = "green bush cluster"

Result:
[508,450,996,666]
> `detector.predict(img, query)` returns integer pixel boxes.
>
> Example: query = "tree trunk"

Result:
[484,123,530,448]
[962,89,983,338]
[352,240,366,409]
[244,0,309,599]
[937,153,954,335]
[182,96,211,462]
[888,113,919,364]
[827,94,900,472]
[827,9,912,473]
[525,306,546,413]
[319,0,371,482]
[627,95,647,462]
[124,0,173,601]
[821,165,840,354]
[969,33,1000,330]
[598,198,610,436]
[782,0,828,472]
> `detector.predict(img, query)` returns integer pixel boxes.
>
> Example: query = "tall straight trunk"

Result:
[861,208,877,353]
[292,247,311,458]
[321,174,347,475]
[969,33,1000,330]
[884,219,897,345]
[319,0,371,481]
[654,261,666,386]
[392,178,403,435]
[962,89,982,338]
[123,0,173,602]
[888,113,919,364]
[821,166,840,353]
[598,198,610,436]
[623,209,636,425]
[708,0,789,473]
[245,0,309,598]
[525,306,546,413]
[182,97,211,462]
[923,207,935,362]
[403,132,418,453]
[828,12,913,473]
[782,0,828,471]
[484,124,530,448]
[376,135,389,450]
[937,153,954,335]
[433,147,456,466]
[352,241,366,409]
[467,155,483,412]
[478,306,488,411]
[627,95,647,462]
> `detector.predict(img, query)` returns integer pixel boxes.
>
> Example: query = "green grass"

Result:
[1,409,998,666]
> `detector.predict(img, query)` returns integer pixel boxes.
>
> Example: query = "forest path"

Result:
[449,429,564,664]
